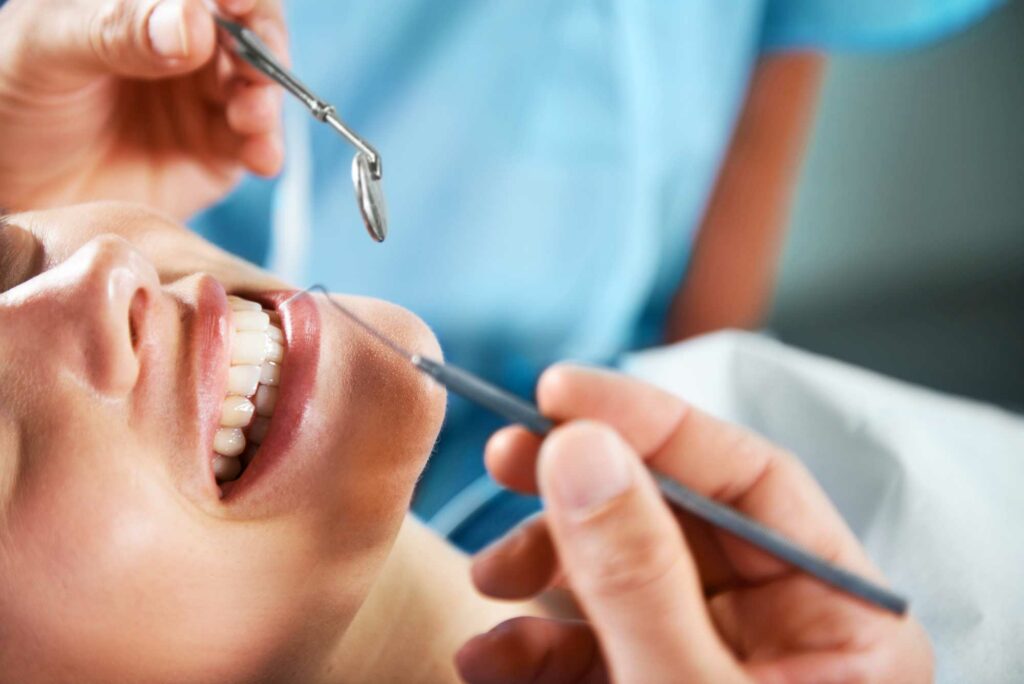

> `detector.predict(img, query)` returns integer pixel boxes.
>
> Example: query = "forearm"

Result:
[666,53,824,342]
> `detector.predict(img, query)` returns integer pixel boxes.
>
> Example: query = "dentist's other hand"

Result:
[458,365,933,684]
[0,0,286,219]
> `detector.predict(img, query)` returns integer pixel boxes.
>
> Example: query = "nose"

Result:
[41,235,161,396]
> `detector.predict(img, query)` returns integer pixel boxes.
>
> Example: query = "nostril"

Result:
[129,288,148,352]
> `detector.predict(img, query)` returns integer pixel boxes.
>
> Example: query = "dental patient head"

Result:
[0,203,446,683]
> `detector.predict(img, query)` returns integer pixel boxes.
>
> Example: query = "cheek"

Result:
[3,469,376,683]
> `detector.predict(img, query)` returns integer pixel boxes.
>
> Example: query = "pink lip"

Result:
[218,290,321,502]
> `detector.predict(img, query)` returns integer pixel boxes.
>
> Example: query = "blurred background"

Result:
[769,0,1023,410]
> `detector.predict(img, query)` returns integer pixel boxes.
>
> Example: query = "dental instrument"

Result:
[296,286,910,616]
[211,13,388,242]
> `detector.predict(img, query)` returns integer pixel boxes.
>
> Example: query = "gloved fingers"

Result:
[456,617,608,684]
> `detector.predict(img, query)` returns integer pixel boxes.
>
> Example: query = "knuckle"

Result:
[89,0,130,64]
[538,364,574,406]
[726,427,773,465]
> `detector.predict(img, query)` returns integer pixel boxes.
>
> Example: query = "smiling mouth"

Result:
[212,295,286,487]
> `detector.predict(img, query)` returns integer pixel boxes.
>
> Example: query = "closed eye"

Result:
[0,214,44,293]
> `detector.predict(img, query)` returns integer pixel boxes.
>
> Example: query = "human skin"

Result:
[667,54,825,341]
[458,366,934,683]
[0,0,816,341]
[0,0,286,220]
[0,202,533,683]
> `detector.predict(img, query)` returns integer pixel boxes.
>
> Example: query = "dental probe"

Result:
[211,12,388,242]
[294,286,909,616]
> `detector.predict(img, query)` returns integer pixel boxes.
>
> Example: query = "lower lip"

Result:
[219,290,321,501]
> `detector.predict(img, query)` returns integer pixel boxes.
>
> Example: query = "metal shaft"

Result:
[213,16,381,176]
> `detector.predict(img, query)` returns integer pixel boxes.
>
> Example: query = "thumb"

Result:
[13,0,216,82]
[538,421,744,684]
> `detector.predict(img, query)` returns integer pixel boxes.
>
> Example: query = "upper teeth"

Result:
[213,295,286,484]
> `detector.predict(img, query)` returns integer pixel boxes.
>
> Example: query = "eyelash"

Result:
[0,214,44,293]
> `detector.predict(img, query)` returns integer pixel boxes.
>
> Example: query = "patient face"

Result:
[0,204,445,683]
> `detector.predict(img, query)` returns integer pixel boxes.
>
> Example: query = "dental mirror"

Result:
[352,152,388,242]
[212,11,390,243]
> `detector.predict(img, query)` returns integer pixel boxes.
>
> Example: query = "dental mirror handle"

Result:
[412,356,555,434]
[212,15,382,176]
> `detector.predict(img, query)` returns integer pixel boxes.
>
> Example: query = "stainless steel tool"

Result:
[213,14,388,242]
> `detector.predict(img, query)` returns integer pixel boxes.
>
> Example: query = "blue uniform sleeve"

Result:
[762,0,1005,52]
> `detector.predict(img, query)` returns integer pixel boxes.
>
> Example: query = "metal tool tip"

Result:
[298,285,412,359]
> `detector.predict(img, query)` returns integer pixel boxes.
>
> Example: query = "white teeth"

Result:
[227,365,261,397]
[213,456,242,481]
[232,309,270,332]
[232,330,269,365]
[228,296,262,312]
[248,416,271,444]
[214,428,246,457]
[254,385,278,417]
[266,340,285,364]
[259,362,281,387]
[220,396,256,428]
[216,297,287,485]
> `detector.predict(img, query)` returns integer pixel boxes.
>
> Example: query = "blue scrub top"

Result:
[193,0,1000,550]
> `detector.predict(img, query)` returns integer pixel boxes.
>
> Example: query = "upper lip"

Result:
[190,275,233,499]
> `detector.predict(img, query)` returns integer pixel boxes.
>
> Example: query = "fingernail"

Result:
[546,425,633,512]
[148,0,189,59]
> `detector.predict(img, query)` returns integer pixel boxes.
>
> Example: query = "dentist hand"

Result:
[457,365,933,684]
[0,0,285,219]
